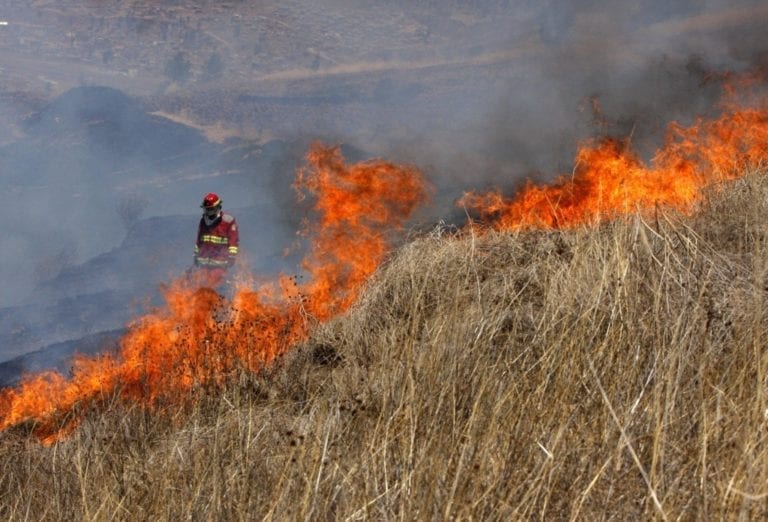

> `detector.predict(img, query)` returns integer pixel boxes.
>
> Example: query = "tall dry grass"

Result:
[2,169,768,520]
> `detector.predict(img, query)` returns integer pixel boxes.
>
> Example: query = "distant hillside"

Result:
[25,86,213,168]
[5,87,211,186]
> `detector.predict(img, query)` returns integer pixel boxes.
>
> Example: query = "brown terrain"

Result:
[0,1,536,144]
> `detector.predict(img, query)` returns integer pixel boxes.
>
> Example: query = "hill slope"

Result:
[1,170,768,519]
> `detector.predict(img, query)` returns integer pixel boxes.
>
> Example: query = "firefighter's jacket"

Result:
[194,213,239,268]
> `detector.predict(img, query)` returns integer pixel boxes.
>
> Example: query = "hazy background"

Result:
[0,0,766,377]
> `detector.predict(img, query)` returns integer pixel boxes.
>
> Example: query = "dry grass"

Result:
[3,170,768,520]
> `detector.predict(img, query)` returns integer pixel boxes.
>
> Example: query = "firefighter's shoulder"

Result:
[222,213,235,224]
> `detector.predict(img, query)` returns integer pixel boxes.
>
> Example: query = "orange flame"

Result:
[0,143,428,444]
[460,80,768,230]
[296,145,429,319]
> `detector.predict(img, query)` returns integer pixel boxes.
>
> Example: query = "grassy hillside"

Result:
[2,169,768,519]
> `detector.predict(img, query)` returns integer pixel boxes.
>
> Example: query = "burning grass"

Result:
[461,75,768,231]
[2,169,768,519]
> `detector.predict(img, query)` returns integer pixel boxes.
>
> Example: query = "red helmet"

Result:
[201,192,222,209]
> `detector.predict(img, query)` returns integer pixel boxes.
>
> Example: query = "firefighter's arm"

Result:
[227,218,239,266]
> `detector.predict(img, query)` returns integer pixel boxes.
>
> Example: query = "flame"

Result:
[0,143,428,444]
[295,145,429,319]
[460,79,768,230]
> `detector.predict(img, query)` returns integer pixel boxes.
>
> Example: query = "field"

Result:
[2,169,768,519]
[1,2,767,519]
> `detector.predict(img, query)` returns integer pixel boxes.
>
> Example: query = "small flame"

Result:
[460,76,768,230]
[0,143,428,444]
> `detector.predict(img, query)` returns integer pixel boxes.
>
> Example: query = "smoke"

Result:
[452,0,768,191]
[282,1,765,210]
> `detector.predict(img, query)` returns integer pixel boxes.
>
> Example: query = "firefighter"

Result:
[193,192,239,281]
